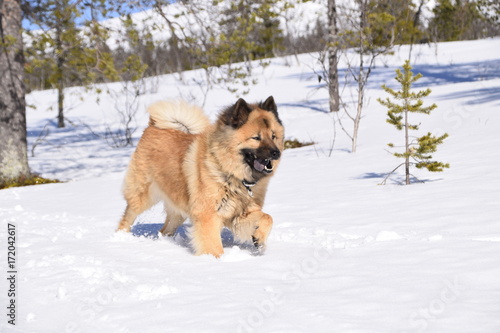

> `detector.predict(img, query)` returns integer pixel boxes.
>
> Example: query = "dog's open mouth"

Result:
[253,158,274,174]
[242,149,277,175]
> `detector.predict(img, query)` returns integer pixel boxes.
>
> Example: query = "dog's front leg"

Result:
[233,210,273,254]
[190,212,224,258]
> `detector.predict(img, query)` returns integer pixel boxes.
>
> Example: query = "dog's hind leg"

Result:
[117,181,157,232]
[160,208,186,236]
[117,206,140,232]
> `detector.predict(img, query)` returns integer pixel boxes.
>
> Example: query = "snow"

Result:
[1,37,500,332]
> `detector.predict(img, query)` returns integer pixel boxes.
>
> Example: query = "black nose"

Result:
[271,149,280,160]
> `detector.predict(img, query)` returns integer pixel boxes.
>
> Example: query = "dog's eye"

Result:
[272,133,277,140]
[252,136,261,141]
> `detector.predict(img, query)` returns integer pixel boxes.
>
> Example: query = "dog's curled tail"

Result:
[147,100,210,134]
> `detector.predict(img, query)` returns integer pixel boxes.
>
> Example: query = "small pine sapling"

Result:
[378,60,449,185]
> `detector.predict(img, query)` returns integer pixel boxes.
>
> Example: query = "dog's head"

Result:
[215,96,284,183]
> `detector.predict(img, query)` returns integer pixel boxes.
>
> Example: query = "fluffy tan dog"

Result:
[117,97,284,257]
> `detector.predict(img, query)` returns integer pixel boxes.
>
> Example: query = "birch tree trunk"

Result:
[0,0,30,184]
[55,22,65,128]
[351,0,368,153]
[327,0,340,112]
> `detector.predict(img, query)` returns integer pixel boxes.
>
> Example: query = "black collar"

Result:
[242,180,256,197]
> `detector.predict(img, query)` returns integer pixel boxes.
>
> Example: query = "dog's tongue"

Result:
[253,160,265,172]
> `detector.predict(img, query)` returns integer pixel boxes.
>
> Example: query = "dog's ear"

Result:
[221,98,252,128]
[260,96,277,113]
[260,96,282,125]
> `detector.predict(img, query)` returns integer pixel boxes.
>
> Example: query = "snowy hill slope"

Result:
[1,38,500,332]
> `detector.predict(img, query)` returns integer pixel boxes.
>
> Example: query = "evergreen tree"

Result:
[180,0,284,96]
[367,0,424,45]
[430,0,484,41]
[478,0,500,25]
[24,0,122,128]
[214,0,283,94]
[217,0,283,63]
[378,60,449,185]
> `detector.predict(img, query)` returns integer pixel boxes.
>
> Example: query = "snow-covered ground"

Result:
[1,38,500,332]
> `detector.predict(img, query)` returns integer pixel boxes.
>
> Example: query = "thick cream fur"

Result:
[118,100,284,257]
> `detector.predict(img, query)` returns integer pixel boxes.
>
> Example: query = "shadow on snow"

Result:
[357,171,440,185]
[279,58,500,107]
[131,223,258,254]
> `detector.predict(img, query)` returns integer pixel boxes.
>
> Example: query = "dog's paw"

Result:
[251,236,266,256]
[116,226,131,233]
